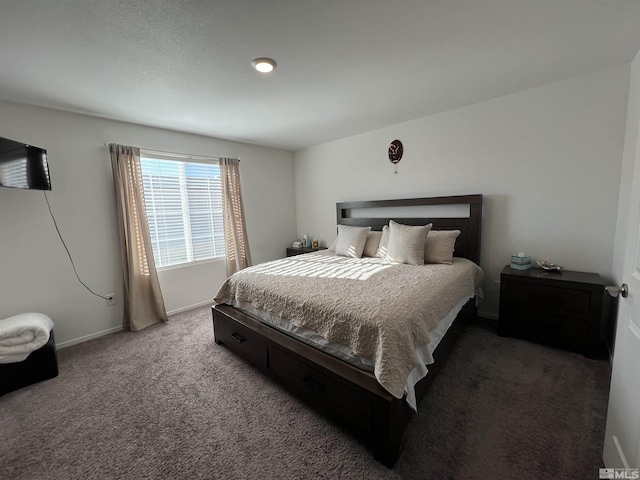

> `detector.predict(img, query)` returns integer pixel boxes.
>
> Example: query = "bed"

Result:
[212,194,483,467]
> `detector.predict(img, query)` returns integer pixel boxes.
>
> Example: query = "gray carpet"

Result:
[0,306,611,480]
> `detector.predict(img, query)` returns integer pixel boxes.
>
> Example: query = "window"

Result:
[139,153,225,269]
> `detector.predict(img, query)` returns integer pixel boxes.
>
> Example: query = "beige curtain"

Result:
[109,144,168,331]
[220,158,252,276]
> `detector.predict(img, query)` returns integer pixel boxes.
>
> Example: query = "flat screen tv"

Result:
[0,136,51,190]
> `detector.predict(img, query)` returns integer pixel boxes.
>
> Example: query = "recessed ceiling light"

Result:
[251,57,277,73]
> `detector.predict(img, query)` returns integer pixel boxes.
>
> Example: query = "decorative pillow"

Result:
[385,220,432,265]
[424,230,461,264]
[362,231,383,257]
[328,237,337,252]
[335,225,371,258]
[376,225,390,258]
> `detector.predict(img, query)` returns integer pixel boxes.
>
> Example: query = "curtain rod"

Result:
[104,143,239,162]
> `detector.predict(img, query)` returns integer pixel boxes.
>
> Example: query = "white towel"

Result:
[0,313,54,364]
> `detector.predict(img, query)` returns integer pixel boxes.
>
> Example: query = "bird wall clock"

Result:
[388,139,403,174]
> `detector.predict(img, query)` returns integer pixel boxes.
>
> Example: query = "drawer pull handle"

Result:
[229,332,245,343]
[301,375,325,394]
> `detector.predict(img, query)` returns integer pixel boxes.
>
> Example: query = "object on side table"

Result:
[498,265,612,358]
[510,252,531,270]
[536,259,562,271]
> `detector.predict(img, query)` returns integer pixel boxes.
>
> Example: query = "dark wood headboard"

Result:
[336,194,482,265]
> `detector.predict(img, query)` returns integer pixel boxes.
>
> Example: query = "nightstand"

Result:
[498,266,613,358]
[286,246,326,257]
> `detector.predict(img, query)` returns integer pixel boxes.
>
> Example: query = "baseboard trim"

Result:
[56,301,213,349]
[57,325,123,349]
[477,311,498,320]
[167,299,214,316]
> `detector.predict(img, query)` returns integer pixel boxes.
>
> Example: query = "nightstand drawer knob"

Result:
[606,284,628,298]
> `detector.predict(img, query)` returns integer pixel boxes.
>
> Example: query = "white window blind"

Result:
[139,153,225,269]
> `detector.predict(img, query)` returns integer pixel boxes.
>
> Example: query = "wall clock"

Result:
[388,139,403,173]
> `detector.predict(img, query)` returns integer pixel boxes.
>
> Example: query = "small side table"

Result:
[498,265,613,357]
[286,246,326,257]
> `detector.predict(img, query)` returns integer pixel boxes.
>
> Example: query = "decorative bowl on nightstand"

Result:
[536,259,562,271]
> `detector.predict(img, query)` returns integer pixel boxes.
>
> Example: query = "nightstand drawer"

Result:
[505,309,587,349]
[508,282,590,314]
[214,314,268,369]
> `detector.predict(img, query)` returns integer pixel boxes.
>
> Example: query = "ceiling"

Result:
[1,1,640,152]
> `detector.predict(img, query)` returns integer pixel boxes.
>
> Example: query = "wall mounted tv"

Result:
[0,136,51,190]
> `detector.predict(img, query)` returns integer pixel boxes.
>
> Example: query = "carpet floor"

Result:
[0,306,611,480]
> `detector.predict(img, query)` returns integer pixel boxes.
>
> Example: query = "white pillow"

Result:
[362,231,383,257]
[376,225,390,258]
[385,220,432,265]
[330,229,380,255]
[424,230,461,264]
[335,225,371,258]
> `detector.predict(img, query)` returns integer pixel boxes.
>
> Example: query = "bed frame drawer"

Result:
[270,346,373,434]
[214,313,268,369]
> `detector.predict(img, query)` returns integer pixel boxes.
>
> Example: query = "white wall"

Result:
[157,259,228,315]
[0,101,296,345]
[294,66,630,318]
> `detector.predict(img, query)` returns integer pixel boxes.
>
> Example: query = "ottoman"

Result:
[0,330,59,396]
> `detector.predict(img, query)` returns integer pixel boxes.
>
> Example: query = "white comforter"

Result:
[0,313,54,363]
[215,251,483,399]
